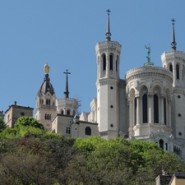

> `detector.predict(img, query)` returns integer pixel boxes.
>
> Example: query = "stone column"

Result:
[160,96,164,124]
[148,94,153,123]
[168,100,172,128]
[136,97,141,125]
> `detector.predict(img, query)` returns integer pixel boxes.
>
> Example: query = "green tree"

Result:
[0,117,6,132]
[15,116,44,130]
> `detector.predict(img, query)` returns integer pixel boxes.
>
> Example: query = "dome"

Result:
[38,74,55,96]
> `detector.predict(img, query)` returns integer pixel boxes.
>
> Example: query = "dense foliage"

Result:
[0,118,185,185]
[0,117,6,132]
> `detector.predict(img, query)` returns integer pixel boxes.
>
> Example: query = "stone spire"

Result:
[171,19,177,51]
[64,69,71,98]
[105,9,111,41]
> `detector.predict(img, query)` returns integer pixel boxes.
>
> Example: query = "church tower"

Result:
[35,64,57,130]
[56,69,78,116]
[96,10,122,138]
[161,20,185,144]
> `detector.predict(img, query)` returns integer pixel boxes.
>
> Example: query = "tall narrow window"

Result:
[67,109,70,115]
[176,64,180,79]
[134,98,137,125]
[154,94,159,123]
[110,54,113,71]
[169,64,173,72]
[116,56,119,71]
[142,94,148,123]
[164,98,166,125]
[102,54,106,71]
[159,139,164,150]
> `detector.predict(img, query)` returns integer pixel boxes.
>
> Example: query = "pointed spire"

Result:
[64,69,71,98]
[105,9,111,41]
[171,19,177,51]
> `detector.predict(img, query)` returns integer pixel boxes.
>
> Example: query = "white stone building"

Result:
[35,14,185,159]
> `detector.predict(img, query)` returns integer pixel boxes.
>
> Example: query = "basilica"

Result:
[3,13,185,160]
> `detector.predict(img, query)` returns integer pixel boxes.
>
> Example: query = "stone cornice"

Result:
[126,66,172,83]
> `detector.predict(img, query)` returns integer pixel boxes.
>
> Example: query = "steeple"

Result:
[105,9,111,41]
[64,69,71,98]
[171,19,177,51]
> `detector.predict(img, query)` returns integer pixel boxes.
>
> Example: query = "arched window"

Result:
[164,98,166,125]
[67,109,70,115]
[176,64,180,79]
[142,94,148,123]
[85,127,91,136]
[154,94,159,123]
[159,139,164,150]
[116,56,119,71]
[61,110,64,115]
[46,99,50,105]
[40,99,43,105]
[110,54,113,71]
[102,54,106,71]
[134,98,137,125]
[169,64,173,72]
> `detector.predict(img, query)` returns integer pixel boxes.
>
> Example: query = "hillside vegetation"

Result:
[0,117,185,185]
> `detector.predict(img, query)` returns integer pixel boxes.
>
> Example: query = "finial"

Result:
[144,44,154,66]
[171,18,177,51]
[44,64,50,74]
[105,9,111,41]
[64,69,71,98]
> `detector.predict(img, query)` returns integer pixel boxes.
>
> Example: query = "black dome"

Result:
[38,74,55,96]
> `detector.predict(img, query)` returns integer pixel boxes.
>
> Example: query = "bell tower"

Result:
[96,10,122,138]
[161,20,185,141]
[35,64,57,130]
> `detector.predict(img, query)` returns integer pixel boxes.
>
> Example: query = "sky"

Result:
[0,0,185,113]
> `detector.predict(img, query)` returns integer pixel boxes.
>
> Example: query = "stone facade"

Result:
[4,101,33,127]
[33,15,185,160]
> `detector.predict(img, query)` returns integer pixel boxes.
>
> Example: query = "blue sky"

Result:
[0,0,185,113]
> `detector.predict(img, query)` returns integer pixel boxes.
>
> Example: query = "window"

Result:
[176,64,179,79]
[159,139,164,150]
[169,64,173,72]
[109,54,113,71]
[67,109,70,115]
[45,114,51,120]
[142,94,148,123]
[110,105,113,108]
[66,127,71,134]
[178,113,181,117]
[85,127,91,136]
[46,99,50,105]
[102,54,106,71]
[61,110,64,115]
[40,99,43,105]
[154,94,159,123]
[110,86,113,90]
[116,56,119,71]
[20,112,25,116]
